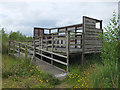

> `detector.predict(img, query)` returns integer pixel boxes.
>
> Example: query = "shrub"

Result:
[87,11,119,88]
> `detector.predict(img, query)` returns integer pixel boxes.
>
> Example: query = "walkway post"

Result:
[41,36,43,60]
[66,31,70,72]
[39,36,41,58]
[33,37,36,65]
[51,33,54,65]
[81,16,85,65]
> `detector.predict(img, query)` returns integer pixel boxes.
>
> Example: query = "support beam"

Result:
[41,36,43,60]
[75,26,77,48]
[51,34,54,65]
[66,31,70,72]
[81,16,85,65]
[32,37,36,65]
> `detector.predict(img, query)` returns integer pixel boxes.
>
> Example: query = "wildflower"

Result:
[39,80,43,83]
[36,66,38,68]
[46,80,48,82]
[30,69,33,72]
[78,80,80,82]
[82,84,83,87]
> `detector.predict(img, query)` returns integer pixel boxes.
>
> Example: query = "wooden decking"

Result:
[9,52,69,79]
[8,16,103,73]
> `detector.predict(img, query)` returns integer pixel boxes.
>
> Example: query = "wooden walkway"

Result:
[10,53,69,79]
[8,16,103,74]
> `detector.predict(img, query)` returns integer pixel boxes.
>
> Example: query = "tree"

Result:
[0,28,8,54]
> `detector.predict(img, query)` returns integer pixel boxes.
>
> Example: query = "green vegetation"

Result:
[60,11,119,88]
[0,29,32,54]
[1,11,120,88]
[2,55,60,88]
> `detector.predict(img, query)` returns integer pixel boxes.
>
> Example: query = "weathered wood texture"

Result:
[9,16,103,73]
[84,17,103,54]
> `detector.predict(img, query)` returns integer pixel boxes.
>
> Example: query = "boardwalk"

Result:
[8,16,103,76]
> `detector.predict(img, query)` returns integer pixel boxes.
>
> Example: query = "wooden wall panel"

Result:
[84,17,102,53]
[34,28,44,37]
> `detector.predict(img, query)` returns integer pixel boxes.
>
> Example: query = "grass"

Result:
[62,53,119,88]
[2,53,119,88]
[2,54,60,88]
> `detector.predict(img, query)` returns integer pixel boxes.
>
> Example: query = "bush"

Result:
[87,11,119,88]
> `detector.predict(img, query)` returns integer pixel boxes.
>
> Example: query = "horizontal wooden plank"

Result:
[46,44,66,47]
[27,49,33,54]
[85,48,102,51]
[20,52,25,56]
[84,50,101,54]
[53,34,66,37]
[70,37,82,40]
[85,40,102,45]
[54,44,66,46]
[27,44,34,48]
[85,22,96,25]
[36,52,67,65]
[85,35,99,38]
[53,50,66,53]
[85,28,102,33]
[52,30,67,34]
[20,47,25,50]
[85,48,102,50]
[10,48,13,50]
[85,43,102,45]
[15,49,19,53]
[20,43,26,46]
[85,45,102,49]
[36,47,67,58]
[75,34,82,36]
[15,45,19,48]
[85,40,102,43]
[70,31,82,34]
[35,40,40,42]
[85,18,96,23]
[85,25,96,29]
[85,32,101,35]
[76,26,82,30]
[85,38,99,40]
[70,44,81,46]
[54,38,66,40]
[43,39,52,42]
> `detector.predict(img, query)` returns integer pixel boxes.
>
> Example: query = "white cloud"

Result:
[0,2,118,36]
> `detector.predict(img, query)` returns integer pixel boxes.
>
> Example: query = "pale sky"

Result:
[0,0,119,36]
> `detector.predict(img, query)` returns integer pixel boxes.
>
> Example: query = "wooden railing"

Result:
[8,31,82,72]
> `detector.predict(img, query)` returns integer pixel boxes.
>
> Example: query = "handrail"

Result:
[8,30,82,72]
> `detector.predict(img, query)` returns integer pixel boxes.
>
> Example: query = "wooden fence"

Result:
[8,31,83,72]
